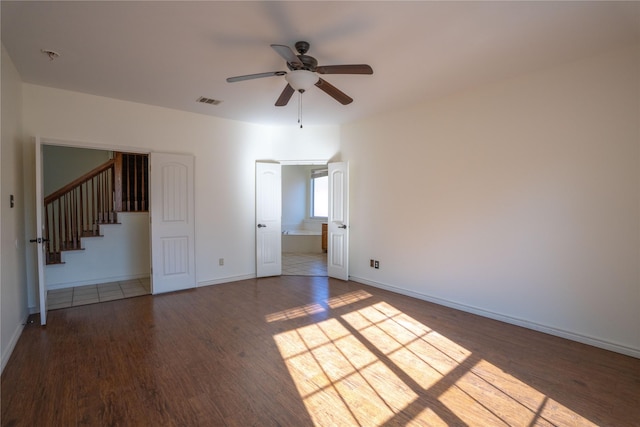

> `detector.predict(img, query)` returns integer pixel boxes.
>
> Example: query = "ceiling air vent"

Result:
[197,96,222,105]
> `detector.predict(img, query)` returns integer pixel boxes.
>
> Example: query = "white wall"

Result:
[282,165,307,230]
[1,44,28,372]
[270,126,340,162]
[342,45,640,357]
[21,84,340,305]
[42,145,111,196]
[282,165,314,230]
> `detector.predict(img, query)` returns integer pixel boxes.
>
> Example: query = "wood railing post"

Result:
[134,155,139,211]
[141,156,147,211]
[114,153,122,212]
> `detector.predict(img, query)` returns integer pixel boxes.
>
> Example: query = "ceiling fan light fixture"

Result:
[285,70,318,92]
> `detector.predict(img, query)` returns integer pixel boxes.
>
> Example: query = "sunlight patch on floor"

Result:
[274,318,417,426]
[265,302,326,322]
[270,294,599,426]
[326,289,373,309]
[266,290,372,323]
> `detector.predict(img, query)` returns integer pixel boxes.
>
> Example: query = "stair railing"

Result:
[44,159,116,264]
[43,153,149,264]
[118,153,149,212]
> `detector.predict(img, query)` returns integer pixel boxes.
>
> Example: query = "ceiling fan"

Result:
[226,41,373,107]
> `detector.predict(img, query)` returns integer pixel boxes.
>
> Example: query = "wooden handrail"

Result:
[45,159,115,204]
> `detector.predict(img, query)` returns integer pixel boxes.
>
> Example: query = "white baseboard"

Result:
[349,276,640,359]
[1,315,28,374]
[198,274,256,287]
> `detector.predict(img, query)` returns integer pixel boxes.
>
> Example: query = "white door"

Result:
[256,162,282,277]
[328,161,349,281]
[150,153,196,294]
[34,137,48,325]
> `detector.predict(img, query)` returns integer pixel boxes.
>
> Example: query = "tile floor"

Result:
[282,252,327,276]
[47,278,150,310]
[47,255,324,310]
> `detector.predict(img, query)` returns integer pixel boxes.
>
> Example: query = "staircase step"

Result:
[46,252,64,265]
[46,244,85,265]
[60,246,85,252]
[97,212,118,223]
[80,230,103,238]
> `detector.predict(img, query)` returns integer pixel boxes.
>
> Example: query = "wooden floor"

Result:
[2,277,639,426]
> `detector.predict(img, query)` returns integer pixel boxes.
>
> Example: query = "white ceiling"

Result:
[2,1,639,127]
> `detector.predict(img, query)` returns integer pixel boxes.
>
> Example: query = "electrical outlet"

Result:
[219,258,224,266]
[374,260,379,269]
[370,259,374,267]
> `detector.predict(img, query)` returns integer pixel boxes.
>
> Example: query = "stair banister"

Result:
[43,153,149,265]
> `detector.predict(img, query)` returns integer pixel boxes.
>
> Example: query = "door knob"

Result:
[257,224,267,228]
[338,224,347,229]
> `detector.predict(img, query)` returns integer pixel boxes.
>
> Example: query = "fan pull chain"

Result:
[298,91,303,128]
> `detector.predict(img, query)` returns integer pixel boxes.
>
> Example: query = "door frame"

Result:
[33,137,152,322]
[262,159,348,279]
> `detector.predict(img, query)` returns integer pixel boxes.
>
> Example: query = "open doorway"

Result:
[281,164,327,276]
[35,139,196,324]
[41,144,151,310]
[256,160,349,280]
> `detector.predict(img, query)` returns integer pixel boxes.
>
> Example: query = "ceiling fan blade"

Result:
[275,84,295,107]
[315,78,353,105]
[270,44,303,68]
[316,64,373,75]
[226,71,286,83]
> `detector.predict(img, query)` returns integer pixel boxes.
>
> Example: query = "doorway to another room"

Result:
[281,164,328,276]
[36,139,197,324]
[256,160,348,280]
[41,145,152,310]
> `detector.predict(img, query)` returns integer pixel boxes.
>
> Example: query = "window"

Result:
[311,168,328,218]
